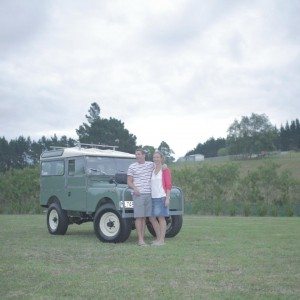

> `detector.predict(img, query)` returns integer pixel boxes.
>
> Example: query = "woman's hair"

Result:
[153,150,165,163]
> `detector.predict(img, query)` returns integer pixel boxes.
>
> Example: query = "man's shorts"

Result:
[152,197,169,217]
[133,194,152,218]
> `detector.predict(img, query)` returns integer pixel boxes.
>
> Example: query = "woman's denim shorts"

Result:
[152,197,169,217]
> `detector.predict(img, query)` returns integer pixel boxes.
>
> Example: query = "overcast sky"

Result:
[1,0,299,158]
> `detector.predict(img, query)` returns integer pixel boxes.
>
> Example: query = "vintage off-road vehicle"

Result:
[40,144,184,243]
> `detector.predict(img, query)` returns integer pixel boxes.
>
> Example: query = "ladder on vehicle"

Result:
[76,142,119,151]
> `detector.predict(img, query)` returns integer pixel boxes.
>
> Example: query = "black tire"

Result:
[165,215,183,238]
[93,203,132,243]
[147,215,183,238]
[47,203,68,235]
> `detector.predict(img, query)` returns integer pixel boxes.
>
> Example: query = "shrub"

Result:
[172,163,240,215]
[237,161,297,210]
[270,206,278,217]
[172,160,299,216]
[228,202,237,216]
[258,204,268,216]
[243,203,251,216]
[285,206,294,217]
[0,167,41,214]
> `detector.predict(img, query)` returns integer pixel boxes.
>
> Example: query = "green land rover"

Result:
[40,144,184,243]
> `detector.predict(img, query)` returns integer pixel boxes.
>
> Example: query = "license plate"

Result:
[120,201,134,208]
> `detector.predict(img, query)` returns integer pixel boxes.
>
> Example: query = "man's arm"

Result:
[127,175,140,196]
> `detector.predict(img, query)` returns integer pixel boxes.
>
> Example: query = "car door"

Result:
[64,157,87,211]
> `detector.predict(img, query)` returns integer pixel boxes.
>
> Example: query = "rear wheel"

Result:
[93,204,132,243]
[147,215,183,238]
[47,203,68,235]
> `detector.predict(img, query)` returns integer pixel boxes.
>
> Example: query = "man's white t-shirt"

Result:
[127,161,154,194]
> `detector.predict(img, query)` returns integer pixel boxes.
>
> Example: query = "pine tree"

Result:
[158,141,175,163]
[76,102,137,153]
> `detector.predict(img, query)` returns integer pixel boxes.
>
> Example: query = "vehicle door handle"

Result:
[68,191,71,197]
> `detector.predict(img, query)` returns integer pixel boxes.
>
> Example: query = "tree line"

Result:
[1,106,298,172]
[0,102,175,172]
[186,113,300,158]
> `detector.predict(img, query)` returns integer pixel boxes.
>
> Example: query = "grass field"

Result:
[1,215,299,299]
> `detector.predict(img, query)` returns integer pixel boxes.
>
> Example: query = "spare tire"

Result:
[115,172,128,184]
[146,214,183,238]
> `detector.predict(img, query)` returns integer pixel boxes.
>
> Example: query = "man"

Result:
[127,149,154,246]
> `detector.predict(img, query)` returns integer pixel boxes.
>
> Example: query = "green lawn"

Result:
[0,215,299,299]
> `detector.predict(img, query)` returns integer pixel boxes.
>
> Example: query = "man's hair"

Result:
[135,148,146,155]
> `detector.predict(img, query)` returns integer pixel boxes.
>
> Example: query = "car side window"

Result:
[68,158,85,176]
[41,160,64,176]
[86,157,116,175]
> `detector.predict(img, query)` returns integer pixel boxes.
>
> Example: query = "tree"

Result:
[279,118,300,151]
[217,147,229,157]
[141,145,155,161]
[9,136,31,169]
[0,137,10,172]
[76,102,137,153]
[86,102,101,124]
[158,141,175,163]
[29,135,76,164]
[185,137,226,158]
[227,113,276,155]
[296,119,300,149]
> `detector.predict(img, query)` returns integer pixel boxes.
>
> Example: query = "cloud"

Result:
[0,0,49,58]
[0,0,299,158]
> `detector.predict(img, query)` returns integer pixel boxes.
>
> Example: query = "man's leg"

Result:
[133,195,146,245]
[141,217,146,238]
[135,217,146,244]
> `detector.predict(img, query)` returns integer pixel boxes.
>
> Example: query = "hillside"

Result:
[172,151,300,216]
[176,151,300,182]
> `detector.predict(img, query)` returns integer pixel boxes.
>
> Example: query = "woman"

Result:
[149,150,172,246]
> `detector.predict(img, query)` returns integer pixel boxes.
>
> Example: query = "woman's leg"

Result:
[149,217,160,241]
[157,216,167,243]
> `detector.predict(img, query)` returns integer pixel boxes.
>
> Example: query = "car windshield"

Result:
[86,156,135,176]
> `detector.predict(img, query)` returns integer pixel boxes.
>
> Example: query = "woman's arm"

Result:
[165,189,171,207]
[163,169,172,206]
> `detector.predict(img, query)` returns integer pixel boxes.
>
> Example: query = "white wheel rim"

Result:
[49,209,59,231]
[99,212,120,237]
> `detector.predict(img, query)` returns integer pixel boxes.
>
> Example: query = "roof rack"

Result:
[76,142,119,151]
[49,146,68,150]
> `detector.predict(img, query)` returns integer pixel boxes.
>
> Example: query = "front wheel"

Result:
[93,204,132,243]
[147,215,183,238]
[47,202,68,235]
